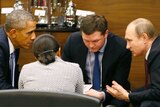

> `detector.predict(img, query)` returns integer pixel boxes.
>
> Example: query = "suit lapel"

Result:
[148,36,160,64]
[101,37,113,83]
[78,42,88,71]
[0,27,10,60]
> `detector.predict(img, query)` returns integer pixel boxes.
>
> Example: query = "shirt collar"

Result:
[145,46,151,60]
[99,38,107,53]
[7,37,15,54]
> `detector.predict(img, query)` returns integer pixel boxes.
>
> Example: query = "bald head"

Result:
[126,18,158,39]
[125,18,158,56]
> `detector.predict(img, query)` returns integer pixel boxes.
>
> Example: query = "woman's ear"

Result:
[56,47,61,57]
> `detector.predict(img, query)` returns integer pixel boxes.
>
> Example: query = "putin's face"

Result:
[125,24,146,56]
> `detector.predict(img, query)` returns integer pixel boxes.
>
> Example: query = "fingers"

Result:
[112,81,121,88]
[112,81,121,87]
[106,81,123,96]
[106,85,118,98]
[111,81,125,92]
[106,85,116,94]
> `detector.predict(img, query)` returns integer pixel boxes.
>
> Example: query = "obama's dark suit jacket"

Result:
[0,27,19,89]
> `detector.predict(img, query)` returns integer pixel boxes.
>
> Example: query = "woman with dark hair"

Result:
[18,34,84,94]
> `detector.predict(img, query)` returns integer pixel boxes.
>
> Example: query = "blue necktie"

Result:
[9,51,16,87]
[92,52,100,90]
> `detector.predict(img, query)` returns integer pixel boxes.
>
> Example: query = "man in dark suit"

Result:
[0,10,37,89]
[106,18,160,107]
[62,15,132,107]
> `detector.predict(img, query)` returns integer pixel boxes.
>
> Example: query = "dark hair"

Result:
[32,34,60,65]
[80,15,108,35]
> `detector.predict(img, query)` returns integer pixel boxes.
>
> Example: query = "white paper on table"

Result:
[83,84,92,94]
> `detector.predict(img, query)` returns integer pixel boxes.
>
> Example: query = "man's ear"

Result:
[8,29,17,38]
[104,30,109,38]
[142,33,149,44]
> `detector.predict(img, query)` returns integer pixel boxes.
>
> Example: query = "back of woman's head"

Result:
[32,34,60,65]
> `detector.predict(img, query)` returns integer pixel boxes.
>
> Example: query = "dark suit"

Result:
[62,31,132,107]
[0,27,19,89]
[129,36,160,107]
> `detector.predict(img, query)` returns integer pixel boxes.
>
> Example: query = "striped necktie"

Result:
[9,51,16,87]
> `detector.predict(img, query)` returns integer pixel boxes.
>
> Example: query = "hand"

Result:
[106,81,129,102]
[84,89,104,101]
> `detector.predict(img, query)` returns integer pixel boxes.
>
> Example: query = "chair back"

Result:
[0,89,100,107]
